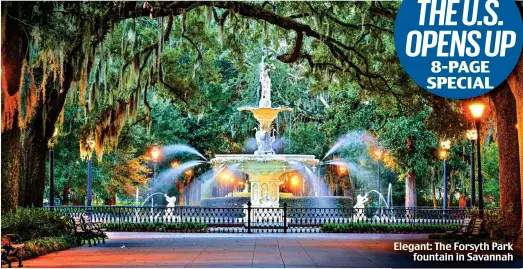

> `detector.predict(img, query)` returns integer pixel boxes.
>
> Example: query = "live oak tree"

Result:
[1,1,415,212]
[1,2,520,241]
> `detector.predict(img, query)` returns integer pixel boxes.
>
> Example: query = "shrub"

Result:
[22,236,77,259]
[102,222,208,232]
[200,197,249,207]
[484,209,521,241]
[1,208,72,241]
[281,197,354,208]
[320,223,458,233]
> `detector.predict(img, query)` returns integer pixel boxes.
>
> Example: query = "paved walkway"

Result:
[21,233,521,268]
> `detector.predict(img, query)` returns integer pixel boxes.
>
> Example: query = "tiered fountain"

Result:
[210,60,319,208]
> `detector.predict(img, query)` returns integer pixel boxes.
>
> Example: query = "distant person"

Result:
[458,193,467,208]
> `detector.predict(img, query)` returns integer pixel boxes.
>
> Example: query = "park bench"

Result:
[80,215,107,244]
[71,217,95,247]
[1,234,24,268]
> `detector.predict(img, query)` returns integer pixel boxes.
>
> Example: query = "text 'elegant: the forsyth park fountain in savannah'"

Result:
[210,60,319,208]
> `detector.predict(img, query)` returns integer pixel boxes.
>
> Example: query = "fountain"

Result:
[210,59,319,208]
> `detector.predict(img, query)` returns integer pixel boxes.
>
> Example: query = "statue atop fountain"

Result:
[259,58,272,108]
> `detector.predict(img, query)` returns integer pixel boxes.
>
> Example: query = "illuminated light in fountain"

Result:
[155,160,206,186]
[210,59,318,207]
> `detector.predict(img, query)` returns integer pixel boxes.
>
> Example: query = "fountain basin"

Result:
[211,154,319,208]
[238,107,292,130]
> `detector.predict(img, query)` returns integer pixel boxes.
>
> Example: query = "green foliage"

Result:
[28,1,499,209]
[102,222,207,232]
[21,236,77,260]
[321,223,458,233]
[200,197,249,207]
[481,143,500,207]
[1,208,72,241]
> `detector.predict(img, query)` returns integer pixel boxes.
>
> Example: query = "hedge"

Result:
[1,208,72,241]
[1,208,79,265]
[321,223,458,233]
[101,222,208,232]
[200,196,354,208]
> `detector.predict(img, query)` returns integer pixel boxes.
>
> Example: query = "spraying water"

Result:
[140,192,165,206]
[322,132,366,161]
[387,183,393,208]
[162,144,207,161]
[365,190,389,208]
[155,160,206,186]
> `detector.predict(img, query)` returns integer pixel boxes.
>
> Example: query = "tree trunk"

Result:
[506,62,523,253]
[17,59,74,207]
[490,82,522,237]
[448,173,454,208]
[431,181,437,208]
[405,171,417,207]
[19,103,48,207]
[1,3,30,214]
[62,182,69,205]
[1,116,20,214]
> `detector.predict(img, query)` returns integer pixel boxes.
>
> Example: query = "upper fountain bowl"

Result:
[238,107,292,130]
[210,154,319,170]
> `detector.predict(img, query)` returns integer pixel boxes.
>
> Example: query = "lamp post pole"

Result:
[87,157,93,208]
[443,157,448,213]
[49,147,55,210]
[468,102,485,219]
[152,161,156,207]
[377,161,381,208]
[470,139,476,208]
[476,121,484,219]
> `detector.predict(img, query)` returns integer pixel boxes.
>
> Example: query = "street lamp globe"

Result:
[469,103,485,119]
[439,150,448,160]
[374,149,383,160]
[151,144,160,161]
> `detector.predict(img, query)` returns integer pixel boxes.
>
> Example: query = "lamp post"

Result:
[469,102,485,219]
[466,129,478,208]
[49,147,55,210]
[150,144,160,207]
[86,136,95,210]
[440,140,451,213]
[374,150,383,208]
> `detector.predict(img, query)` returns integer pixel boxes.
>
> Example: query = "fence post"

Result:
[118,207,121,229]
[247,201,252,234]
[283,202,287,233]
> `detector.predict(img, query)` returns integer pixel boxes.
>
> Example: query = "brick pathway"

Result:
[20,233,521,268]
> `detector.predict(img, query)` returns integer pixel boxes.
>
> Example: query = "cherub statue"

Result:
[353,194,369,209]
[164,194,177,208]
[353,194,369,221]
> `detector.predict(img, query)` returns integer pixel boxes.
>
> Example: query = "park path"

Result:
[19,233,521,268]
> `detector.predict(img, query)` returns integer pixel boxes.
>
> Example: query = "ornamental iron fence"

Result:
[46,204,491,233]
